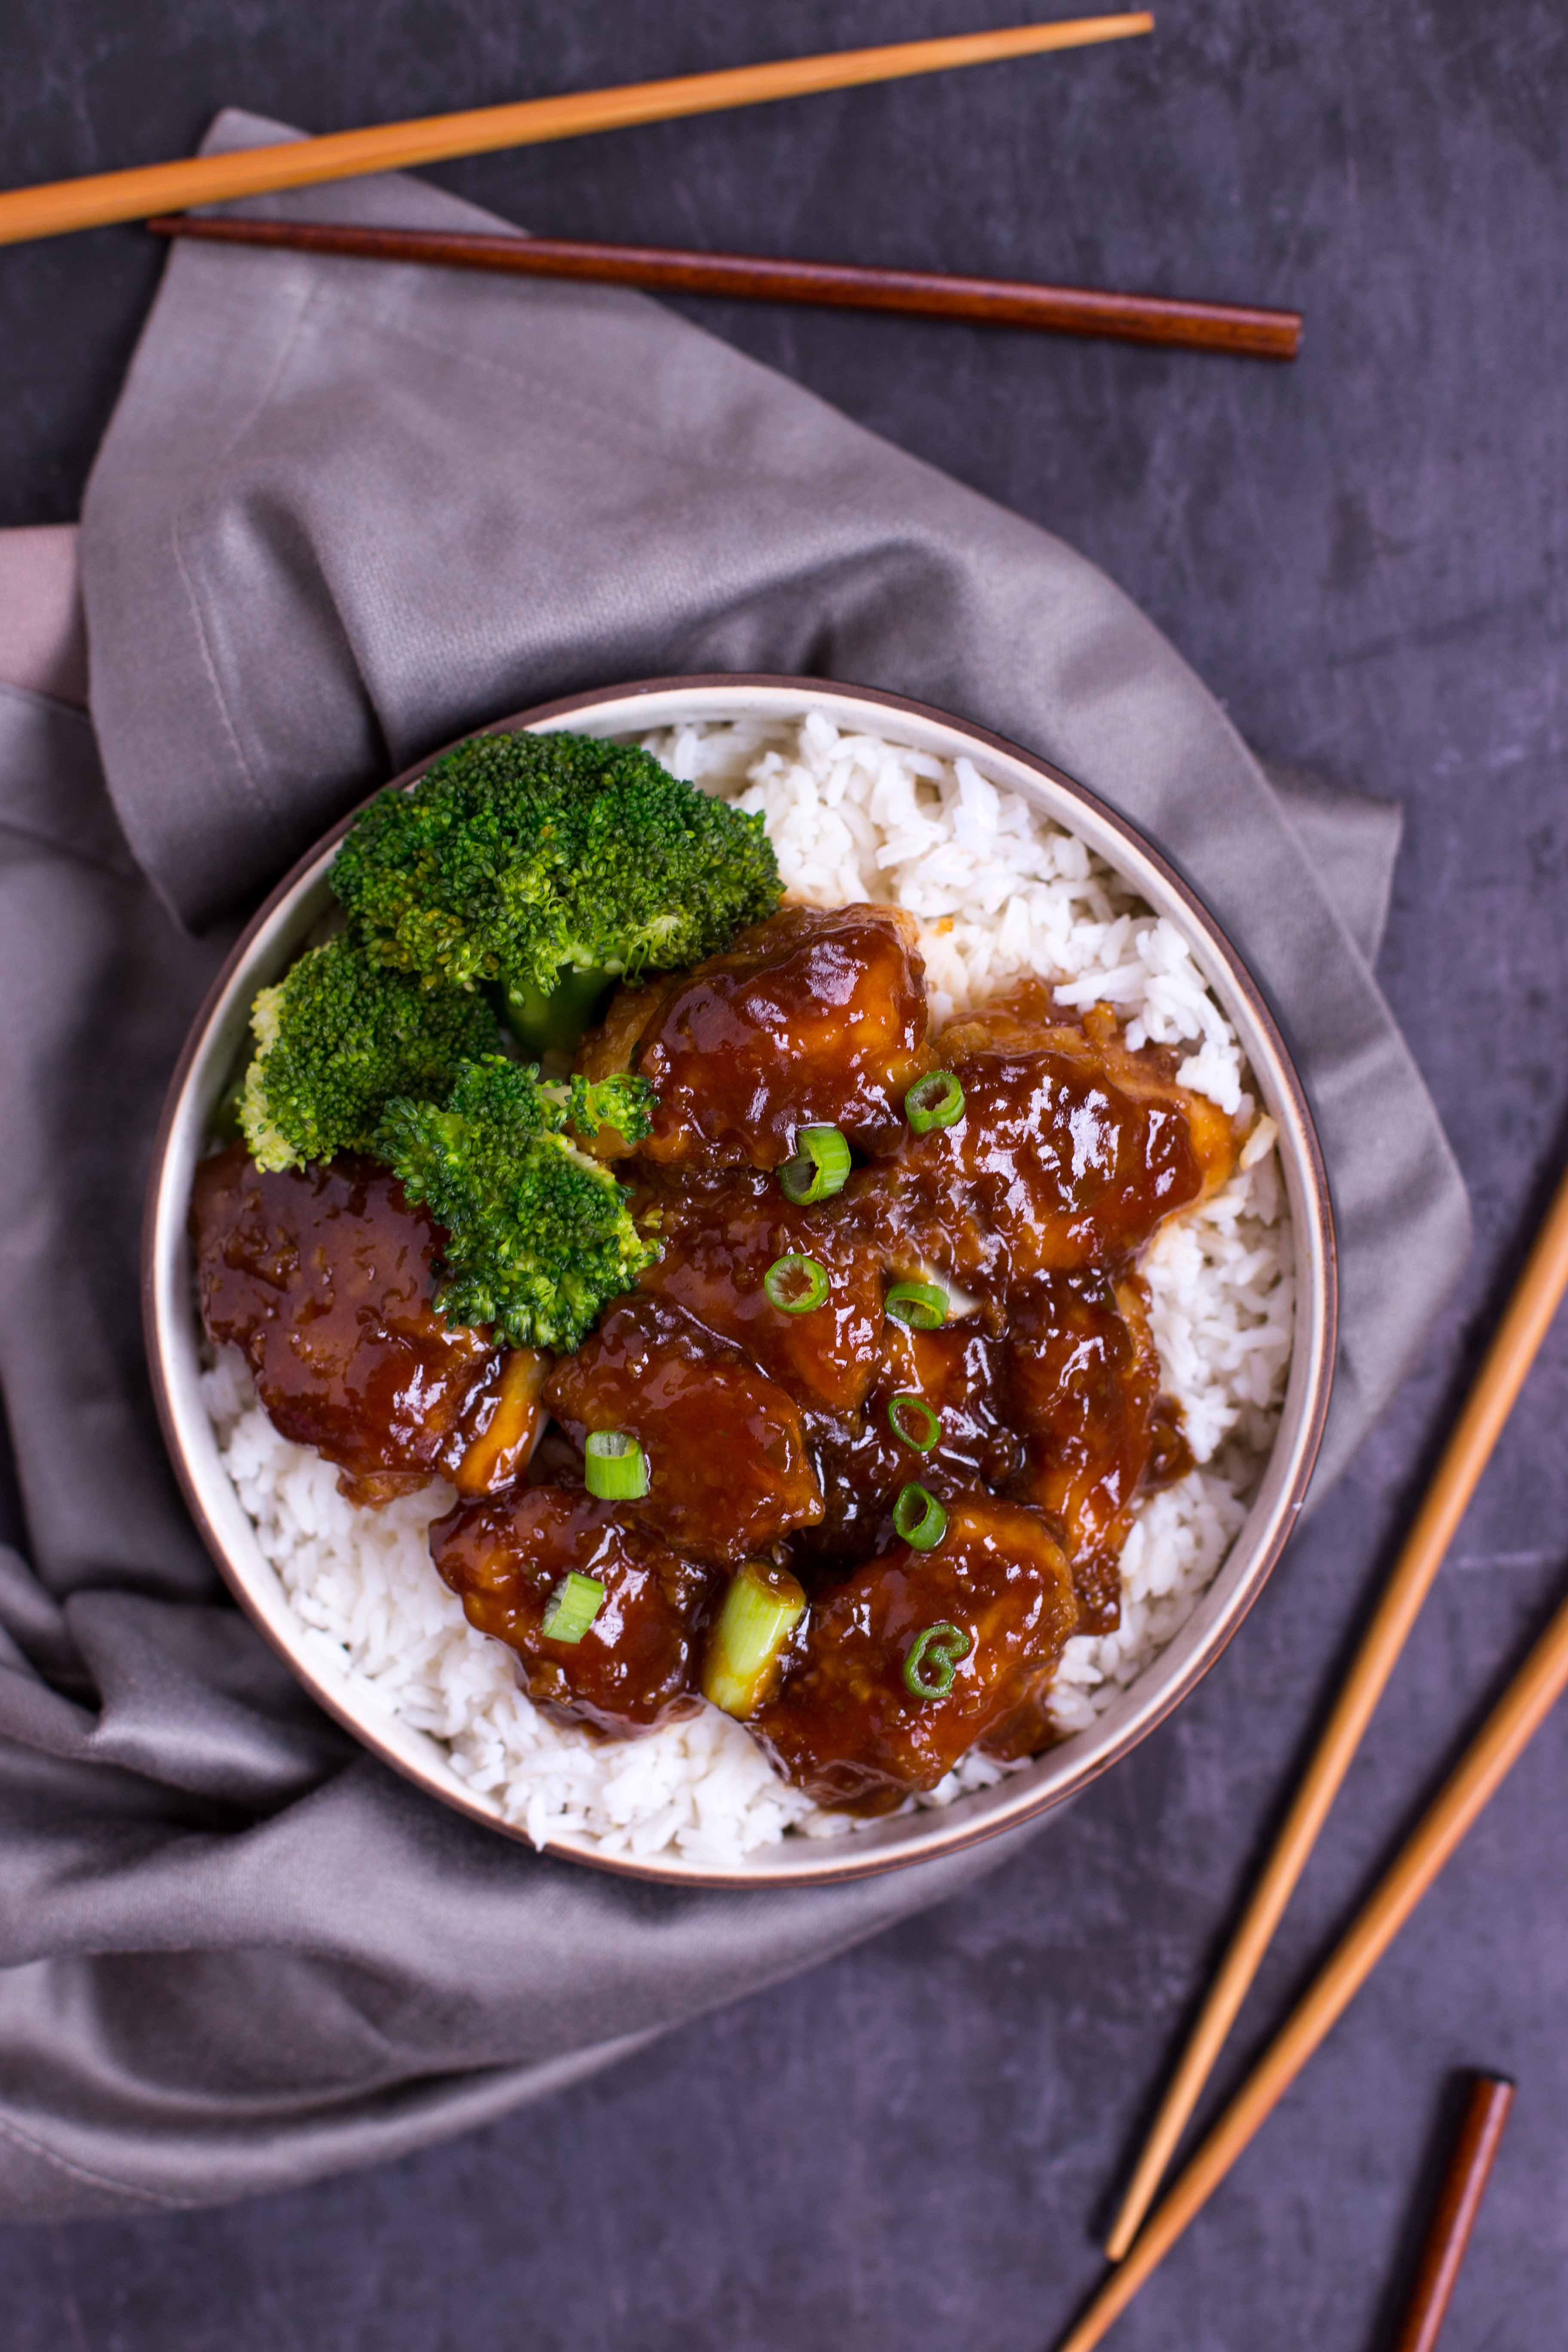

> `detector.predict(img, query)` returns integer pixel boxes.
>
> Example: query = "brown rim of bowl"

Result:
[142,674,1338,1887]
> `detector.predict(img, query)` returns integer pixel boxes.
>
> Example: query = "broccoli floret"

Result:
[375,1057,659,1351]
[330,730,781,1004]
[238,933,501,1173]
[564,1071,656,1149]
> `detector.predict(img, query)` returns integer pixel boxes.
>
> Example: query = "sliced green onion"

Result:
[904,1070,965,1134]
[893,1482,947,1551]
[778,1124,852,1204]
[888,1393,941,1453]
[584,1429,649,1500]
[702,1561,808,1718]
[903,1621,972,1700]
[541,1571,606,1644]
[885,1280,948,1330]
[764,1253,830,1314]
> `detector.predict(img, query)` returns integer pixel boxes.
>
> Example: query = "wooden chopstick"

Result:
[1057,1592,1568,2351]
[0,16,1153,250]
[1105,1157,1568,2259]
[1391,2074,1514,2352]
[147,215,1299,361]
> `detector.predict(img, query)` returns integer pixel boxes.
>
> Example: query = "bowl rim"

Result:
[142,673,1337,1887]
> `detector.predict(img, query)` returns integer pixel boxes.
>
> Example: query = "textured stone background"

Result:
[3,2,1566,2344]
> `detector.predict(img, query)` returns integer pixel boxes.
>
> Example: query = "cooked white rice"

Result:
[201,711,1294,1862]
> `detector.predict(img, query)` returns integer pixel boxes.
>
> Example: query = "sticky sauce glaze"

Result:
[195,908,1239,1804]
[190,1147,543,1505]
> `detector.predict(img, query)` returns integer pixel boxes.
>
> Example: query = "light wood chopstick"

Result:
[146,215,1299,361]
[1105,1156,1568,2260]
[1057,1587,1568,2352]
[0,16,1153,251]
[1391,2073,1514,2352]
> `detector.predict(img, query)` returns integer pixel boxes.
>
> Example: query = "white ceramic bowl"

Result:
[144,677,1336,1886]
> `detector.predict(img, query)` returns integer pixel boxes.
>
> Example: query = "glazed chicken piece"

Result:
[575,902,931,1168]
[190,1143,546,1504]
[941,984,1239,1202]
[1000,1272,1179,1634]
[794,1316,1021,1573]
[544,1295,823,1567]
[844,992,1237,1298]
[634,1170,888,1414]
[753,1492,1078,1812]
[429,1483,715,1737]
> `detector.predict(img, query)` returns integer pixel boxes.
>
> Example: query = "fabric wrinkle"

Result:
[0,103,1473,2217]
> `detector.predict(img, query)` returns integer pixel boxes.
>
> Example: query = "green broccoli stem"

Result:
[210,1067,248,1147]
[501,965,617,1056]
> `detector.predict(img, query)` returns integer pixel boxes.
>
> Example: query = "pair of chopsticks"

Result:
[1057,1160,1568,2351]
[0,13,1300,360]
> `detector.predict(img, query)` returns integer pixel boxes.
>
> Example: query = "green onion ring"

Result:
[903,1621,972,1700]
[540,1570,606,1645]
[764,1253,830,1314]
[892,1482,947,1551]
[778,1125,852,1204]
[904,1070,965,1134]
[888,1393,941,1453]
[885,1280,948,1330]
[584,1430,649,1501]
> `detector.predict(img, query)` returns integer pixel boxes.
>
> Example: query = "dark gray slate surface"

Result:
[2,1,1565,2345]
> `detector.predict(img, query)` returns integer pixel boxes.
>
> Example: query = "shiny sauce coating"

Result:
[1001,1273,1165,1633]
[196,905,1240,1806]
[430,1484,715,1737]
[190,1146,542,1505]
[578,901,931,1168]
[544,1295,823,1566]
[633,1169,888,1414]
[844,1026,1207,1295]
[753,1493,1079,1813]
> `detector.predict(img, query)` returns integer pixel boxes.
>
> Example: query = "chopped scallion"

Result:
[903,1620,972,1700]
[541,1570,606,1645]
[701,1561,808,1718]
[888,1393,941,1453]
[584,1429,649,1500]
[885,1280,947,1329]
[904,1070,965,1134]
[764,1253,830,1313]
[893,1482,947,1551]
[778,1124,852,1204]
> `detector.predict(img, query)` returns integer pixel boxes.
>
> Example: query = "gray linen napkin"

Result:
[0,108,1467,2220]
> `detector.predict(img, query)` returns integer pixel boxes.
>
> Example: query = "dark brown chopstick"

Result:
[1390,2075,1514,2352]
[147,214,1301,361]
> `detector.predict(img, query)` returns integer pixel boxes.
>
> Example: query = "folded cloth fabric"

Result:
[0,107,1467,2220]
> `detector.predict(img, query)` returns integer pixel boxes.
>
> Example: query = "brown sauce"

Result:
[1001,1272,1163,1634]
[841,1029,1206,1297]
[194,906,1240,1806]
[792,1318,1021,1577]
[577,901,931,1168]
[429,1484,716,1738]
[190,1146,543,1505]
[753,1492,1079,1813]
[632,1169,888,1415]
[543,1295,823,1567]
